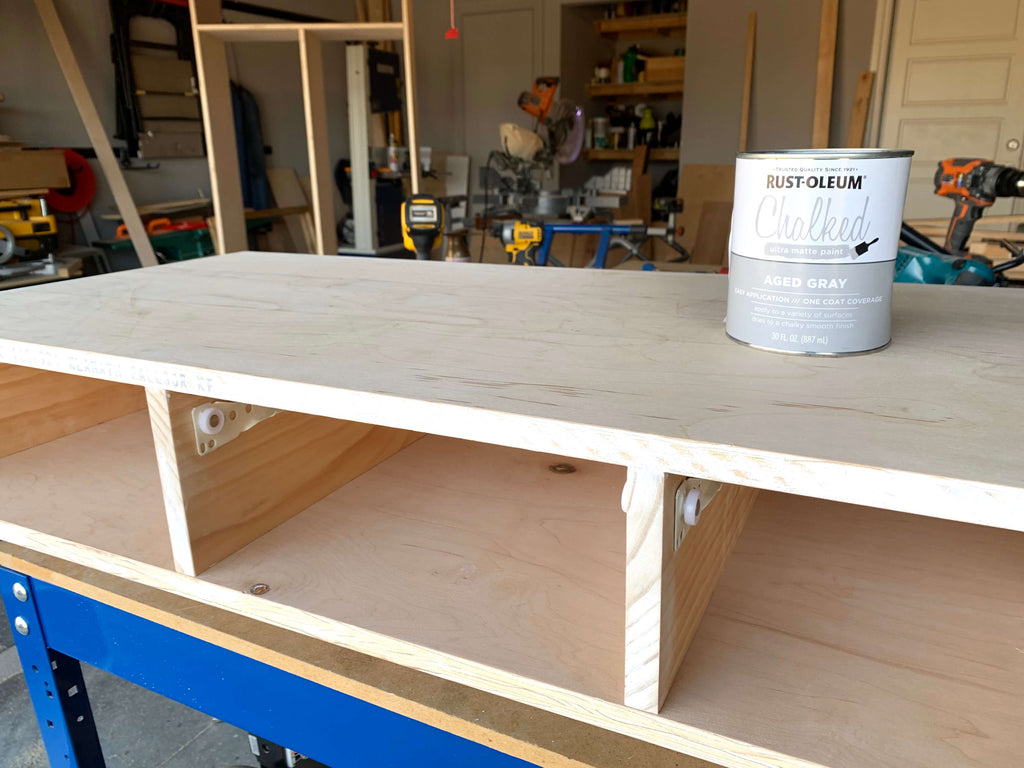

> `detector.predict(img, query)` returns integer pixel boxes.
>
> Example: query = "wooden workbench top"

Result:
[0,252,1019,528]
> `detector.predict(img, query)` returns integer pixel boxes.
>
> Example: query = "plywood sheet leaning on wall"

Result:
[675,165,735,266]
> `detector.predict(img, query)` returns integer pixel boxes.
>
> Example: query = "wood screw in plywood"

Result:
[549,463,577,474]
[248,583,270,596]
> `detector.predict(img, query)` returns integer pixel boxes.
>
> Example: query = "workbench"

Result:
[0,253,1021,768]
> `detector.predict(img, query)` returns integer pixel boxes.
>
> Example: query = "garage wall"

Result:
[680,0,880,163]
[0,0,357,237]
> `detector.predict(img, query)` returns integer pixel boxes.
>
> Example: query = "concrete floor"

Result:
[0,599,259,768]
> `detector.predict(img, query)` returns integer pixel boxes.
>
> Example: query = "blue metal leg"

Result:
[0,564,538,768]
[0,567,106,768]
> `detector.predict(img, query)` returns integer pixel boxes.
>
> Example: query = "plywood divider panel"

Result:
[623,469,757,712]
[0,364,145,459]
[146,388,421,576]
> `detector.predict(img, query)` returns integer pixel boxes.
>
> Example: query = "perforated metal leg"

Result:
[0,567,106,768]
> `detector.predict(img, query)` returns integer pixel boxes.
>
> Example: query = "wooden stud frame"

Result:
[188,0,421,255]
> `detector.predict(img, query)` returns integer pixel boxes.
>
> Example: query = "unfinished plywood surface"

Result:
[0,365,145,459]
[202,436,627,702]
[664,491,1024,768]
[0,254,1021,528]
[0,411,171,568]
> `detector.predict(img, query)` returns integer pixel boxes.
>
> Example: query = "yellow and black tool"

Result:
[495,220,544,265]
[0,197,58,265]
[401,195,445,260]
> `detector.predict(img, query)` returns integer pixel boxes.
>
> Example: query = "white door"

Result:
[879,0,1024,220]
[458,2,542,207]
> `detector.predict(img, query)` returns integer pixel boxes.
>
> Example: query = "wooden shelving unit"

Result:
[586,80,684,100]
[595,12,686,39]
[584,147,679,162]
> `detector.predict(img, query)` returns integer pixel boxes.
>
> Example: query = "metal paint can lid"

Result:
[737,148,914,160]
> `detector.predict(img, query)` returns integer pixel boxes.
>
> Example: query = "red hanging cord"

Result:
[445,0,459,39]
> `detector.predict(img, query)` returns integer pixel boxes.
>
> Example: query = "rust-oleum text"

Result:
[766,175,864,190]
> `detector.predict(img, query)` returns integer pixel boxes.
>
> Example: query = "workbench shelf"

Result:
[0,255,1021,768]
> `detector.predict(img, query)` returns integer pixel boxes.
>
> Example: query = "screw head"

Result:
[12,583,28,602]
[14,616,29,636]
[248,583,270,596]
[549,463,577,474]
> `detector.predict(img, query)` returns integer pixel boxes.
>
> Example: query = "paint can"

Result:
[726,149,913,355]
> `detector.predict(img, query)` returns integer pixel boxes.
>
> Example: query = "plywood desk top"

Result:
[0,252,1019,528]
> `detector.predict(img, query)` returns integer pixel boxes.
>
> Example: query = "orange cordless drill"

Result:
[934,158,1024,253]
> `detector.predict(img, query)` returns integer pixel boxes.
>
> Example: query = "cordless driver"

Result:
[934,159,1024,253]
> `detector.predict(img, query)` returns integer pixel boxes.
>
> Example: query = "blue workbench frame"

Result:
[0,564,538,768]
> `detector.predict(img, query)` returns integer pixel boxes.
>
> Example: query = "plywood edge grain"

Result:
[623,471,757,712]
[0,338,1020,531]
[146,388,421,575]
[0,524,826,768]
[0,364,145,460]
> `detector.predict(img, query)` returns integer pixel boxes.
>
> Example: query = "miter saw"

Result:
[480,77,584,219]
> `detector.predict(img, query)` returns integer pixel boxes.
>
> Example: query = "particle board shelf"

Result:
[587,80,684,100]
[595,12,687,39]
[195,21,404,42]
[0,254,1021,768]
[585,148,679,162]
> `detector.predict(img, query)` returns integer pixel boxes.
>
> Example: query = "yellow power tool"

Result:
[401,195,445,260]
[0,197,58,264]
[495,220,544,265]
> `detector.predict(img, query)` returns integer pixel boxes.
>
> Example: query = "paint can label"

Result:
[726,151,912,354]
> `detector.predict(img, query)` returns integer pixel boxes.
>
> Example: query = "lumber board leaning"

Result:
[811,0,838,148]
[190,0,247,253]
[623,470,757,712]
[33,0,158,268]
[400,0,421,194]
[299,31,338,256]
[146,388,421,575]
[0,364,145,460]
[738,13,755,153]
[846,71,875,149]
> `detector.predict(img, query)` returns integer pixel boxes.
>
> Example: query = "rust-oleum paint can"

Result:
[726,149,913,355]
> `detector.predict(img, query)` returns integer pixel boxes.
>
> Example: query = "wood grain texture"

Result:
[34,0,158,267]
[691,201,732,265]
[0,411,172,568]
[845,71,875,148]
[738,13,755,153]
[0,437,825,768]
[147,388,421,576]
[0,544,719,768]
[400,0,421,194]
[0,365,145,459]
[675,165,735,259]
[0,254,1022,528]
[623,472,756,712]
[4,485,1021,767]
[811,0,838,148]
[203,437,626,701]
[299,31,338,256]
[190,0,247,253]
[664,492,1024,768]
[267,168,316,253]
